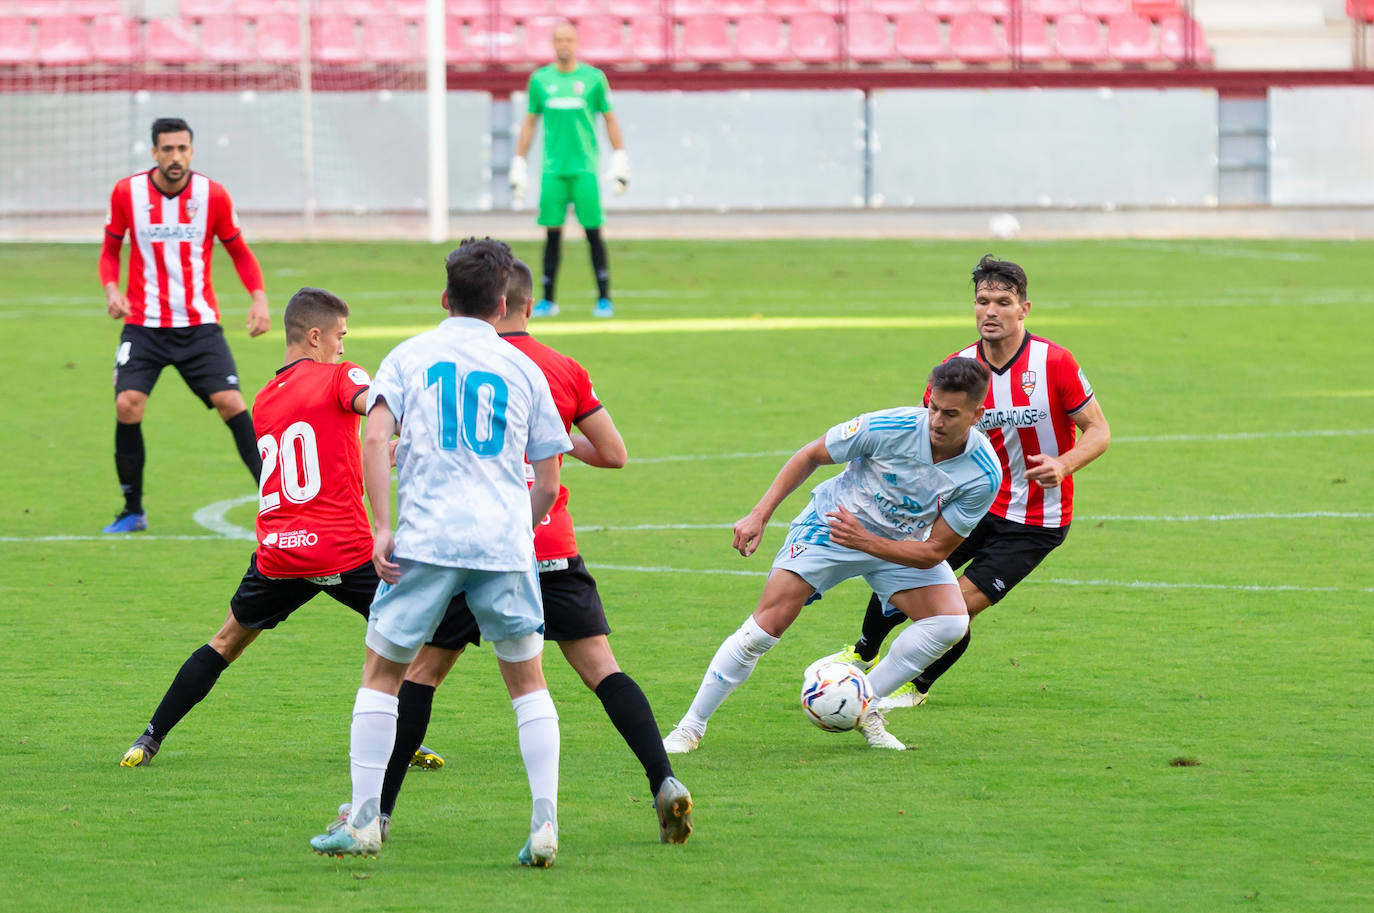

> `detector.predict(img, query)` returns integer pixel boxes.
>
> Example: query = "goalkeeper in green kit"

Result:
[510,21,628,319]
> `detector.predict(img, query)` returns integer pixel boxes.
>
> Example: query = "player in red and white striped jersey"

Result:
[821,255,1111,705]
[97,117,271,534]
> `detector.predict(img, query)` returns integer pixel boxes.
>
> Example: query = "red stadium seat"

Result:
[680,13,732,63]
[90,13,137,62]
[500,0,552,20]
[608,0,662,15]
[894,11,946,63]
[1347,0,1374,21]
[235,0,297,16]
[0,18,35,64]
[576,14,627,62]
[734,12,787,62]
[1055,12,1107,62]
[948,11,1005,62]
[1159,14,1210,64]
[714,0,766,16]
[846,11,896,62]
[1026,0,1077,15]
[1011,11,1051,61]
[255,13,299,62]
[36,15,90,65]
[180,0,234,18]
[364,15,419,62]
[444,14,473,62]
[789,11,838,62]
[445,0,490,16]
[1081,0,1132,18]
[764,0,816,15]
[923,0,974,17]
[467,15,519,63]
[519,16,555,63]
[627,15,669,62]
[146,17,200,64]
[67,0,124,16]
[1106,11,1156,62]
[13,1,68,16]
[393,0,427,18]
[975,0,1012,16]
[1131,0,1178,19]
[866,0,911,14]
[313,15,362,63]
[199,14,254,62]
[673,0,714,16]
[559,0,606,16]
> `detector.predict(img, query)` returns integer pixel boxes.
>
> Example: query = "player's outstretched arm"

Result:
[1026,398,1110,488]
[529,455,561,528]
[570,408,626,469]
[825,507,964,570]
[603,112,628,193]
[363,399,400,583]
[733,437,833,557]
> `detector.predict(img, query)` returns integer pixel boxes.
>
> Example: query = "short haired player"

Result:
[815,255,1111,709]
[662,358,1002,754]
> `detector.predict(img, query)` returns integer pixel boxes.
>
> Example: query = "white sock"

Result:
[512,689,560,833]
[349,687,398,826]
[678,615,780,736]
[868,614,968,697]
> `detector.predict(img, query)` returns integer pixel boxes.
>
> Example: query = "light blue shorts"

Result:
[772,514,956,616]
[366,557,544,664]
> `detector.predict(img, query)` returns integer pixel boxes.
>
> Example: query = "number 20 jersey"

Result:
[251,358,373,578]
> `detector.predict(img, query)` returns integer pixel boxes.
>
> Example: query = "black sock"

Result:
[855,592,905,662]
[585,227,610,299]
[225,410,262,483]
[381,681,435,817]
[595,671,672,797]
[146,644,230,743]
[114,421,145,514]
[914,629,971,693]
[542,228,562,303]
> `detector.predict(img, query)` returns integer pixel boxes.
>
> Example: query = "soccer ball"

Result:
[800,660,874,732]
[988,212,1021,240]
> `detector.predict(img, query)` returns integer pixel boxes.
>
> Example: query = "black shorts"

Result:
[946,513,1069,606]
[113,323,241,407]
[446,554,609,642]
[229,553,481,651]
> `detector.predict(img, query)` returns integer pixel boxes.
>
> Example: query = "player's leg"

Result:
[866,584,969,700]
[570,173,612,317]
[106,326,160,532]
[179,325,262,484]
[378,643,464,819]
[535,177,572,316]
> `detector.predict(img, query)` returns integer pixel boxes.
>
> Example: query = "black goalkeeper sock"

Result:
[585,228,610,299]
[225,410,262,483]
[595,671,673,797]
[854,592,906,663]
[114,421,145,514]
[914,629,971,693]
[146,644,230,743]
[381,681,435,817]
[542,228,562,303]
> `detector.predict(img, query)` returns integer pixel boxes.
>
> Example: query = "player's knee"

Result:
[115,391,146,423]
[734,615,780,658]
[408,645,463,687]
[926,613,969,649]
[493,631,544,664]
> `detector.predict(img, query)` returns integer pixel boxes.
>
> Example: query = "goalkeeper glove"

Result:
[609,149,629,194]
[509,156,528,202]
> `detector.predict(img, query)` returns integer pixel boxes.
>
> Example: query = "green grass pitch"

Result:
[1,237,1370,912]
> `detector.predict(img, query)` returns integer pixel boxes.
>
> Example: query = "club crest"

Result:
[184,199,198,221]
[1020,370,1037,397]
[789,543,808,558]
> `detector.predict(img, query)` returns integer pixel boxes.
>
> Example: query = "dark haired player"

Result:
[816,255,1111,709]
[119,288,477,768]
[99,117,271,533]
[662,358,1002,754]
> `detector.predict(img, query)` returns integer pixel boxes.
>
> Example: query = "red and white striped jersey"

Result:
[104,170,242,328]
[931,334,1095,529]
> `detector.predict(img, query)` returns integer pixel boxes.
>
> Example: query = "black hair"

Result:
[151,117,193,146]
[929,357,991,405]
[445,237,516,318]
[971,254,1027,301]
[284,287,348,344]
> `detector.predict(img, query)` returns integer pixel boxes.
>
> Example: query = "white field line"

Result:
[1113,241,1324,262]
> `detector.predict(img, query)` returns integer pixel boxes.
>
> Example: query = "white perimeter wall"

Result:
[1269,88,1374,205]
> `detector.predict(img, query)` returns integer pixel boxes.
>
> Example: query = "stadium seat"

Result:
[364,15,419,62]
[466,16,519,63]
[865,0,909,14]
[67,0,124,16]
[673,0,714,16]
[501,0,553,20]
[313,15,362,63]
[1131,0,1179,19]
[180,0,234,18]
[392,0,427,18]
[1026,0,1078,15]
[764,0,817,15]
[90,13,137,62]
[948,11,1005,62]
[445,0,490,16]
[235,0,297,16]
[1159,14,1211,64]
[559,0,606,15]
[12,1,68,16]
[789,12,838,62]
[680,13,732,63]
[1081,0,1132,18]
[1347,0,1374,22]
[1011,11,1052,61]
[922,0,974,17]
[975,0,1012,16]
[199,14,254,63]
[894,11,947,63]
[1106,11,1156,62]
[444,14,473,62]
[714,0,767,15]
[627,15,669,63]
[608,0,663,15]
[35,15,89,65]
[518,16,555,62]
[845,10,896,62]
[576,14,627,63]
[146,17,200,64]
[255,13,300,62]
[0,17,34,64]
[733,12,786,62]
[1055,11,1107,62]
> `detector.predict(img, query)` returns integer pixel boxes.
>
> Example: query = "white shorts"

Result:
[366,557,544,664]
[772,509,956,615]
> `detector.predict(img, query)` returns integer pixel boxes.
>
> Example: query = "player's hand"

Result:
[732,510,767,558]
[246,291,270,337]
[825,504,873,552]
[105,284,129,320]
[1025,453,1067,488]
[373,528,401,585]
[388,439,399,468]
[509,155,527,202]
[609,149,629,194]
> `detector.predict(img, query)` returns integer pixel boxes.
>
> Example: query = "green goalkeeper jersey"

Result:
[527,63,613,176]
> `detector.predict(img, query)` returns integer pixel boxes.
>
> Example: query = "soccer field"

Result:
[2,238,1370,912]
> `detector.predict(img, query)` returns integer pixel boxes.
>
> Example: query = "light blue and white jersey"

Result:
[809,407,1002,541]
[367,316,571,571]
